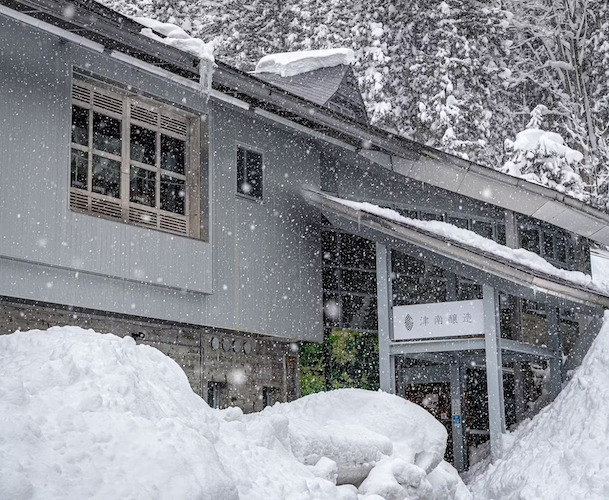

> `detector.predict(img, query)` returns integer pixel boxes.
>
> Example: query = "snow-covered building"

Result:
[2,0,609,471]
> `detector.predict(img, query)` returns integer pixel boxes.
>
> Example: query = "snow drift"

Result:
[470,311,609,499]
[134,17,214,62]
[0,326,469,499]
[254,48,355,77]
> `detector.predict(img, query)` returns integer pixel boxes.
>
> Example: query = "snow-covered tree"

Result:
[406,0,511,164]
[501,0,609,205]
[502,105,588,200]
[99,0,609,207]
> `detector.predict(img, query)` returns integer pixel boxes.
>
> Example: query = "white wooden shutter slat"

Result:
[161,114,187,137]
[93,91,123,115]
[131,104,158,127]
[72,82,92,104]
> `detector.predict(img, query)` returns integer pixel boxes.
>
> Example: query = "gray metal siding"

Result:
[204,104,322,339]
[0,14,323,341]
[0,17,211,292]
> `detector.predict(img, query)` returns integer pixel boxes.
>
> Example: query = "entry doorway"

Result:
[404,382,453,463]
[401,366,517,469]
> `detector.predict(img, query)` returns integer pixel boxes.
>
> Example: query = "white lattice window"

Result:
[70,79,204,239]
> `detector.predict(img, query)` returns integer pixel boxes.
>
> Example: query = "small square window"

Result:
[237,146,263,200]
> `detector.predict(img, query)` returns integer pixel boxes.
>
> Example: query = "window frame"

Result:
[207,381,228,409]
[517,219,575,269]
[235,143,264,202]
[69,78,205,240]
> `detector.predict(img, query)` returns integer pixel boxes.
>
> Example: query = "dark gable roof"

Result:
[305,189,609,313]
[255,65,369,124]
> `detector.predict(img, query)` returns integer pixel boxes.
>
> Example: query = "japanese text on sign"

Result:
[392,299,484,340]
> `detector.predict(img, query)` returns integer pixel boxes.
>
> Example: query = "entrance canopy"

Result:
[306,188,608,470]
[305,189,609,314]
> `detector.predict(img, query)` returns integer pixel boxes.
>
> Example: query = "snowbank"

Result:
[255,48,355,77]
[329,195,609,295]
[0,327,234,500]
[469,312,609,499]
[260,388,447,482]
[0,327,469,499]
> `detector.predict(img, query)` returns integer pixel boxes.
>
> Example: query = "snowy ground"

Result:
[0,326,469,500]
[5,317,609,499]
[469,311,609,500]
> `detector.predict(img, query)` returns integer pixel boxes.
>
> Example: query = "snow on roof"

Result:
[133,17,214,63]
[470,311,609,499]
[330,195,609,296]
[254,48,355,78]
[0,326,469,499]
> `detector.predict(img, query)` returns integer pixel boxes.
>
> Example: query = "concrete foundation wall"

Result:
[0,299,300,413]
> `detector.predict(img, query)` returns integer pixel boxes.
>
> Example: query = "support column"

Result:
[483,284,505,460]
[505,210,526,423]
[376,243,395,394]
[450,359,467,472]
[546,304,563,400]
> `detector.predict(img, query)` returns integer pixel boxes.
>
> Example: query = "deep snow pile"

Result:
[469,311,609,499]
[254,48,355,77]
[0,327,470,500]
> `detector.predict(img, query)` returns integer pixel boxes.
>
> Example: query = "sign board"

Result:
[392,299,484,341]
[591,248,609,283]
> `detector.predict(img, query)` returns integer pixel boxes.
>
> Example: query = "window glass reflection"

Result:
[130,125,156,166]
[92,155,120,198]
[71,106,88,146]
[160,174,185,214]
[161,134,185,174]
[130,166,156,207]
[71,149,88,190]
[93,113,121,155]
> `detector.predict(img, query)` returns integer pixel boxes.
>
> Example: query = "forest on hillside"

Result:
[104,0,609,207]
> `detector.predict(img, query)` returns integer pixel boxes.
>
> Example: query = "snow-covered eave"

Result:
[304,189,609,313]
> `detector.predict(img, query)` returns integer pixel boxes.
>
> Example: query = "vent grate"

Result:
[131,104,158,127]
[69,190,189,237]
[93,91,123,115]
[90,197,122,219]
[69,190,89,211]
[72,83,91,104]
[159,213,188,235]
[128,205,158,228]
[161,114,187,137]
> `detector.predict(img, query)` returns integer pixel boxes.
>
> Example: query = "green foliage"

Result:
[299,341,326,396]
[300,329,379,396]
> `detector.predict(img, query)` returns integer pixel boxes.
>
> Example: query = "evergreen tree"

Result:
[502,104,588,200]
[501,0,609,205]
[406,0,511,164]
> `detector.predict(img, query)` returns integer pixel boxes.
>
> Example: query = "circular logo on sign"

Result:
[404,314,414,331]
